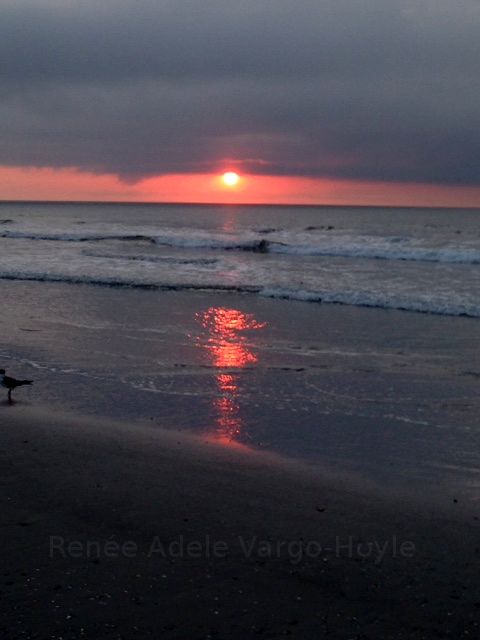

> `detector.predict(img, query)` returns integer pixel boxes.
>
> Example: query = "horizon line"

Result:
[1,198,479,211]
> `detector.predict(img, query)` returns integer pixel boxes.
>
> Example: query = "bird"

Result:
[0,368,33,403]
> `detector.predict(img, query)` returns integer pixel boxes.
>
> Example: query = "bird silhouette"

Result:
[0,368,33,403]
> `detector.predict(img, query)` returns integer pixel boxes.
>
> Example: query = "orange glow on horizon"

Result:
[0,165,479,208]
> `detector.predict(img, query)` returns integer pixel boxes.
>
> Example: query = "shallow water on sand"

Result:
[1,280,480,506]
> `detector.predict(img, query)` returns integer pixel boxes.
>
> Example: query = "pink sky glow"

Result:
[1,165,479,208]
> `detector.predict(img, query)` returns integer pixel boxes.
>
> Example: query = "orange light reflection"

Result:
[195,307,266,445]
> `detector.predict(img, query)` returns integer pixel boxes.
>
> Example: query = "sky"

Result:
[1,0,480,206]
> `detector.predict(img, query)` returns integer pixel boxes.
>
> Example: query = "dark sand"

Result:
[1,406,479,639]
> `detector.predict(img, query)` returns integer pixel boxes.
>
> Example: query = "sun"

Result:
[221,171,240,187]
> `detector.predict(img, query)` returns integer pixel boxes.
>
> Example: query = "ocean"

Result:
[1,201,480,316]
[1,201,479,504]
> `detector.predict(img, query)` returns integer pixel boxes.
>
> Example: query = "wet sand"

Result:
[1,406,479,639]
[1,281,480,506]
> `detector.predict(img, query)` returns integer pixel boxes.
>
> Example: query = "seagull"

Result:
[0,368,33,403]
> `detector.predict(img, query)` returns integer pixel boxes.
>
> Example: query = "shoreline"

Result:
[1,406,479,638]
[1,280,480,509]
[3,271,480,319]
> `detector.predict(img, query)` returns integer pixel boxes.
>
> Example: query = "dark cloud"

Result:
[1,0,479,185]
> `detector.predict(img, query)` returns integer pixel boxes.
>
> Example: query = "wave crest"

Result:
[1,229,479,264]
[0,271,478,318]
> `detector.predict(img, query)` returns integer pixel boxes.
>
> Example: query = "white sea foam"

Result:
[0,270,478,317]
[268,238,480,264]
[259,287,480,317]
[2,228,480,264]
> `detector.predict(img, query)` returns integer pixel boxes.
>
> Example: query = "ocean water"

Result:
[1,201,480,504]
[1,201,480,316]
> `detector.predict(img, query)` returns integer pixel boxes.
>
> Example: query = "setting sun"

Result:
[221,171,240,187]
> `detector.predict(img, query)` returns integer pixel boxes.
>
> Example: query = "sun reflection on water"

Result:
[195,307,266,445]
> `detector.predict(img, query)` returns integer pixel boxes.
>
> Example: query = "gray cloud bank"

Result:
[1,0,479,185]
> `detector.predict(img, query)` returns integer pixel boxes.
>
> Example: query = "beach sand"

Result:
[1,406,479,639]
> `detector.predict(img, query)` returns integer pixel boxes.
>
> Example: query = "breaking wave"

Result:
[0,271,478,318]
[259,287,480,318]
[1,228,480,264]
